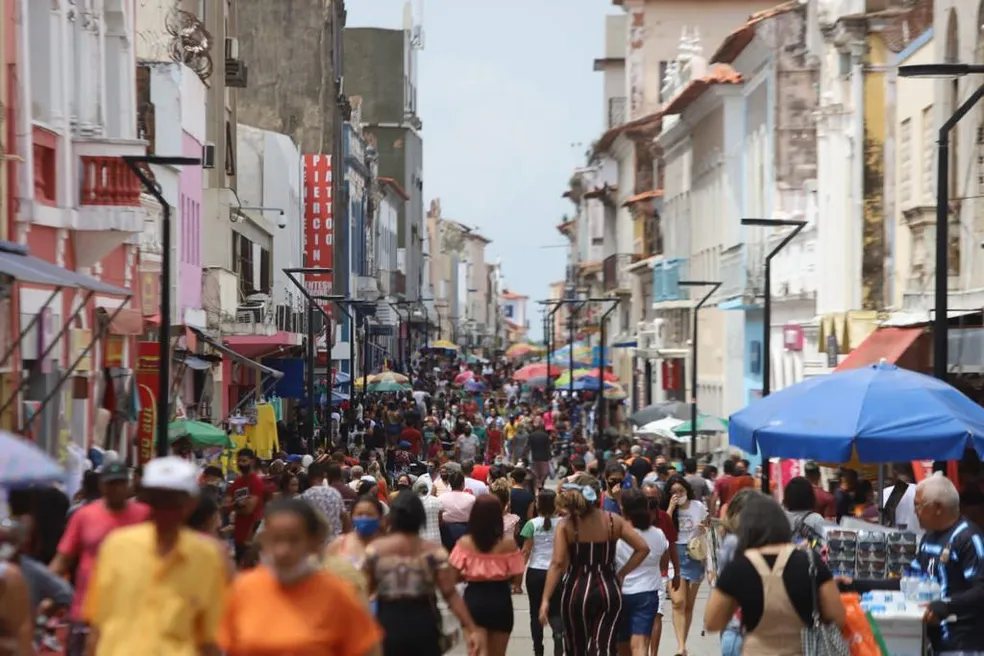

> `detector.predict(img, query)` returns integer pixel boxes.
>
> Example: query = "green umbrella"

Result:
[168,419,234,449]
[671,414,729,435]
[368,380,411,394]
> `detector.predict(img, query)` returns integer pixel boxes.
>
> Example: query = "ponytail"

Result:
[543,515,552,531]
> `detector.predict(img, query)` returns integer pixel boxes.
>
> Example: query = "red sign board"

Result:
[661,359,683,391]
[135,342,160,465]
[303,154,333,305]
[783,323,804,351]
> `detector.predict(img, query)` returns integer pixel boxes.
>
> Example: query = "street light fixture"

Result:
[678,280,721,456]
[741,217,807,494]
[123,155,201,458]
[898,63,984,382]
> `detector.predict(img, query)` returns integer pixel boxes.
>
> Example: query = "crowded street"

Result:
[4,0,984,655]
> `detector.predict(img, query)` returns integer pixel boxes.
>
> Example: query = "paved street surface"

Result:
[449,585,719,655]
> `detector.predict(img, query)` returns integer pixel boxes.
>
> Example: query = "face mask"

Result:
[352,516,381,538]
[261,554,319,585]
[0,543,16,562]
[397,483,410,490]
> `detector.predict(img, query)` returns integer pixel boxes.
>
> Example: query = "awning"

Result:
[174,354,211,371]
[192,329,284,379]
[99,308,144,335]
[0,242,129,295]
[612,336,638,348]
[834,327,922,372]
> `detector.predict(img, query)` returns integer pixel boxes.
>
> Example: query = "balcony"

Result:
[719,242,765,304]
[607,97,627,129]
[72,138,149,266]
[602,253,633,293]
[653,258,688,303]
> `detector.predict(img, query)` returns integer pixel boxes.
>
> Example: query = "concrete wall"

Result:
[236,0,336,154]
[343,28,406,124]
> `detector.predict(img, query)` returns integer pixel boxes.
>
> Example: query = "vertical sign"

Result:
[303,153,333,306]
[135,342,160,465]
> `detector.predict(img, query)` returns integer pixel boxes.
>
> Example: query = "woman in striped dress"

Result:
[538,474,650,655]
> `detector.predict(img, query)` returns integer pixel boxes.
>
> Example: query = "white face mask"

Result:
[0,543,16,562]
[261,554,319,585]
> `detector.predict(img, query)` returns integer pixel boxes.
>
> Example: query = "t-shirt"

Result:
[471,464,491,485]
[56,500,151,618]
[229,473,266,544]
[486,429,503,457]
[520,517,557,570]
[510,487,535,523]
[653,509,677,575]
[814,485,837,519]
[685,474,708,502]
[916,517,984,652]
[400,427,423,454]
[616,526,669,595]
[714,475,734,510]
[528,431,551,463]
[439,491,476,523]
[716,549,833,632]
[332,482,358,513]
[674,501,707,544]
[218,567,382,656]
[457,434,480,461]
[627,457,652,485]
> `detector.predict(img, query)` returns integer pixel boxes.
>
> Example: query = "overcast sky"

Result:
[347,0,611,330]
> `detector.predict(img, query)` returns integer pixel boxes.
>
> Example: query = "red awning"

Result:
[102,308,144,335]
[834,327,922,372]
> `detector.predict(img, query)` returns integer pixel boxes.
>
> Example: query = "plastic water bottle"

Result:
[915,578,939,603]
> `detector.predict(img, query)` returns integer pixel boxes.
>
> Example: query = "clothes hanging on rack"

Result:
[270,395,283,422]
[244,403,279,459]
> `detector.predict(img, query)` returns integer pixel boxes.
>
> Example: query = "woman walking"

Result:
[714,488,758,656]
[541,474,650,656]
[218,498,382,656]
[705,494,846,656]
[616,489,669,656]
[364,491,482,656]
[450,495,526,656]
[521,489,564,656]
[327,495,384,567]
[664,476,708,656]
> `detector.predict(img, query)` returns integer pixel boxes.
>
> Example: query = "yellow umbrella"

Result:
[368,371,409,385]
[604,383,628,400]
[428,340,459,351]
[554,369,593,386]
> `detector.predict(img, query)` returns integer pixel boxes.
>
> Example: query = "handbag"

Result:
[801,547,850,656]
[425,552,457,654]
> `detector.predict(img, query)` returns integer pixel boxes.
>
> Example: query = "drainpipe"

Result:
[850,43,865,311]
[15,0,34,221]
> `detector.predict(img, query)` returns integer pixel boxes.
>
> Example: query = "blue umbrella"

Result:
[464,379,487,393]
[0,430,66,487]
[729,360,984,463]
[333,371,351,387]
[331,389,350,404]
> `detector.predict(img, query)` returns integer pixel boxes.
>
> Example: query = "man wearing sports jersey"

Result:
[914,474,984,654]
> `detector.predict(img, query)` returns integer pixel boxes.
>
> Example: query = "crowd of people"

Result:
[0,353,982,656]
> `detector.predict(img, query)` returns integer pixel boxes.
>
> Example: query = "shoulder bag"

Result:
[801,547,850,656]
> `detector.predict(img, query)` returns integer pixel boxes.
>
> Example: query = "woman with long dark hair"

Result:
[542,474,650,656]
[450,495,525,656]
[521,489,563,656]
[364,490,481,656]
[663,475,708,656]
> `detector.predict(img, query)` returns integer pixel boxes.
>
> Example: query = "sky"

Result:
[347,0,612,330]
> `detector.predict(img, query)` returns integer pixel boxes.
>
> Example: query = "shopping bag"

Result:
[839,594,882,656]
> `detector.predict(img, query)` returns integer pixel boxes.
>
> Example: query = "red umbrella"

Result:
[583,368,620,383]
[453,371,476,385]
[513,363,564,382]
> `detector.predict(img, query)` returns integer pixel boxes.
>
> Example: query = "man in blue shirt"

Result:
[915,474,984,654]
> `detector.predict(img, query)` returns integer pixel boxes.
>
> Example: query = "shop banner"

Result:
[103,335,125,368]
[135,342,160,465]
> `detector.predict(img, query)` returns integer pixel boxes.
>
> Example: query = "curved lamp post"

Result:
[678,280,721,457]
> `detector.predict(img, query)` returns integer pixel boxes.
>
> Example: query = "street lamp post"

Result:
[741,218,806,495]
[899,63,984,381]
[123,155,201,458]
[596,299,620,433]
[537,299,565,397]
[678,280,722,456]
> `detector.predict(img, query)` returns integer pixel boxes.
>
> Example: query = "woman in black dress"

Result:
[540,474,650,655]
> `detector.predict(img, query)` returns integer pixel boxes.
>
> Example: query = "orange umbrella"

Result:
[513,363,564,382]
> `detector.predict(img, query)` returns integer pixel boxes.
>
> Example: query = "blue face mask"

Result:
[352,516,380,538]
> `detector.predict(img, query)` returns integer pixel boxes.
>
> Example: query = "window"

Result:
[900,118,912,205]
[259,248,271,293]
[921,106,934,203]
[659,61,669,103]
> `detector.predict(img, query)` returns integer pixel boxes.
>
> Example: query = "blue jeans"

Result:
[720,624,743,656]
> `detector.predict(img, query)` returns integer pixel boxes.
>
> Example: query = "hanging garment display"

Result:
[244,403,279,459]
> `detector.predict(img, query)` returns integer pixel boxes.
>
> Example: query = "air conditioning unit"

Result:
[225,36,239,60]
[202,142,216,169]
[637,319,665,352]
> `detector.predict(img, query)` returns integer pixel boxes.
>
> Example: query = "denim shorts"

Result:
[675,543,705,582]
[619,591,659,641]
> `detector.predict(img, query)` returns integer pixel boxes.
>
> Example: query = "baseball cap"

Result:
[141,457,200,496]
[100,462,129,483]
[804,460,820,474]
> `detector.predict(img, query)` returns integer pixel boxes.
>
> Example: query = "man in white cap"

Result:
[82,457,227,656]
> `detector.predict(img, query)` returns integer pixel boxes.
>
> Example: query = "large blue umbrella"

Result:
[333,371,351,387]
[572,378,618,392]
[0,430,66,487]
[464,379,488,393]
[729,360,984,463]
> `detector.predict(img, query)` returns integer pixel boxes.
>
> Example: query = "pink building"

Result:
[178,132,203,316]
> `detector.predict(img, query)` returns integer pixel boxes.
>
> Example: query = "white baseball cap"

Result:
[141,457,200,496]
